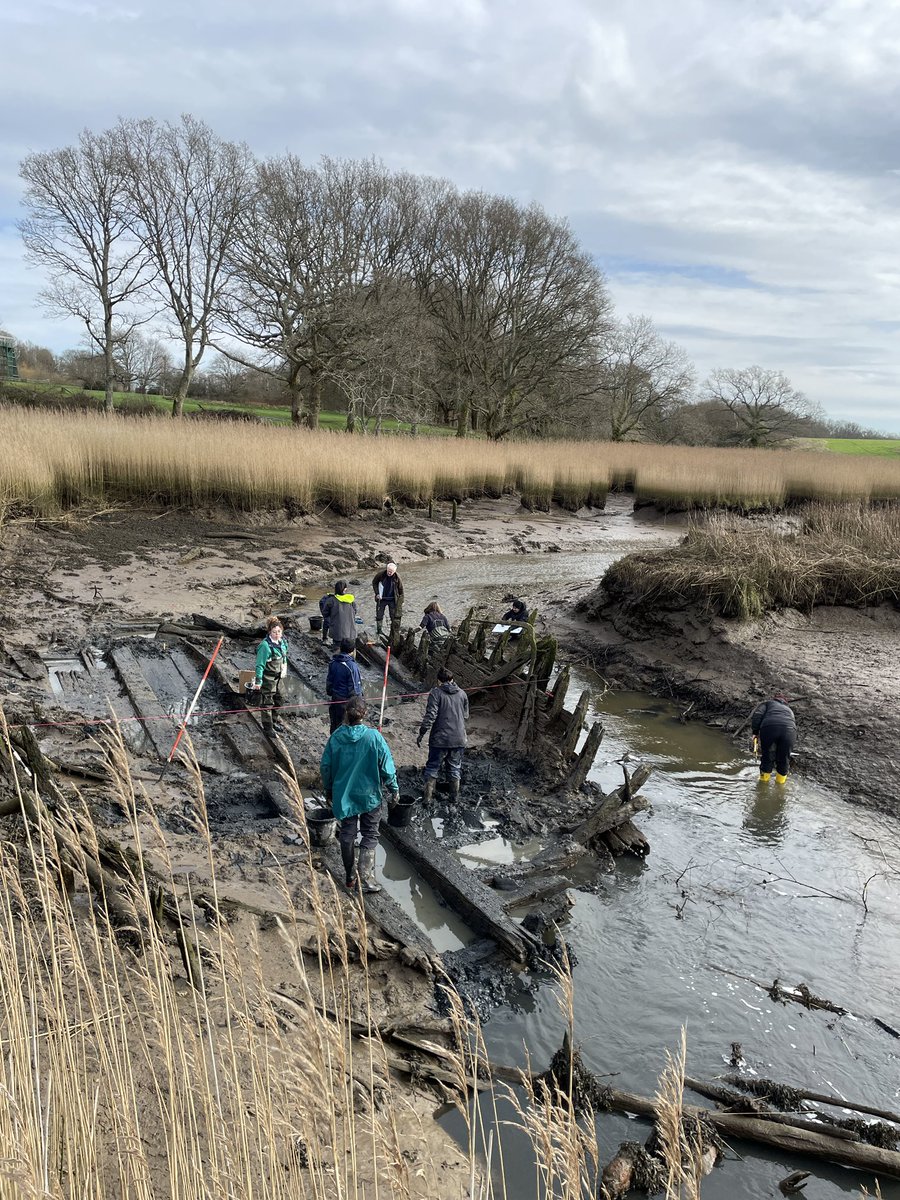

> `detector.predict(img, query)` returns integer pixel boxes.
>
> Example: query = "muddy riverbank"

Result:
[568,577,900,818]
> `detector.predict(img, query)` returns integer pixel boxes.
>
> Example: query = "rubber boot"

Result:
[759,772,771,782]
[449,777,460,804]
[340,839,357,888]
[775,772,788,785]
[358,847,381,894]
[422,777,436,804]
[376,621,383,638]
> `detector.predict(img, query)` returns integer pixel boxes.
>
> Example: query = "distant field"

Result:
[797,437,900,457]
[1,379,452,436]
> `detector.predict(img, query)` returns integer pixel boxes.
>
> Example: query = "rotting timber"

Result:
[0,604,653,984]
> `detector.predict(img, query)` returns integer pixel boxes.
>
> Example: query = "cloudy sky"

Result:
[3,0,900,429]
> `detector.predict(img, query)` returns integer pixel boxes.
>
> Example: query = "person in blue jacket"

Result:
[320,695,399,892]
[252,615,289,735]
[325,637,363,733]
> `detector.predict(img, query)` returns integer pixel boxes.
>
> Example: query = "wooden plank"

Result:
[380,821,538,963]
[108,644,178,760]
[180,640,274,767]
[568,764,653,844]
[320,843,437,969]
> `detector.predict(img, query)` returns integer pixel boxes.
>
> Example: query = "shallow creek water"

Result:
[395,543,900,1198]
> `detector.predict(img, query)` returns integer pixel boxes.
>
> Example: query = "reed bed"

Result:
[603,502,900,619]
[3,407,900,519]
[0,712,709,1200]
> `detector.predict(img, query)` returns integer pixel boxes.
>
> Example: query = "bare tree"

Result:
[417,188,613,439]
[116,331,171,393]
[704,365,821,447]
[118,115,255,416]
[597,315,694,441]
[223,156,420,427]
[19,128,155,412]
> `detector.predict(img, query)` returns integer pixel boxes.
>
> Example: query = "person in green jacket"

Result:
[252,615,289,736]
[320,694,399,893]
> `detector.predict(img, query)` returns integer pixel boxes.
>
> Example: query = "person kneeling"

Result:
[320,695,399,893]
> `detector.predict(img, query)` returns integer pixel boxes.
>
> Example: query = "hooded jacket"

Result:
[326,652,363,700]
[751,698,796,736]
[322,592,358,643]
[419,681,469,749]
[372,569,404,605]
[320,723,398,820]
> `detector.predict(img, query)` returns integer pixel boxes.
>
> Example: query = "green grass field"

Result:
[797,437,900,457]
[1,379,452,435]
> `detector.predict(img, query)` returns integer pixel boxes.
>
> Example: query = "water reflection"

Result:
[376,843,474,952]
[742,778,790,844]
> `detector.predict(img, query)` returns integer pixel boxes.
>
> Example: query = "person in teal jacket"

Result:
[320,695,399,892]
[252,615,289,735]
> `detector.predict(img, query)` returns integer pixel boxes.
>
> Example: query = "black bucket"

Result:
[309,615,324,632]
[388,797,416,828]
[306,806,336,846]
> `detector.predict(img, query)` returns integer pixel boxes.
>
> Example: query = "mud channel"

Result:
[1,495,898,1197]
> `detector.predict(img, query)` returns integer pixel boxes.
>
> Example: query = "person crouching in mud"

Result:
[320,695,399,893]
[322,580,358,646]
[751,692,796,784]
[252,616,289,736]
[417,667,469,804]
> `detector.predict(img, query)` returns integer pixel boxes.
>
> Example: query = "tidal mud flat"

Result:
[2,493,899,1199]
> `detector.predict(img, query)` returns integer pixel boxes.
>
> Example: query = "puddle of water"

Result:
[376,842,475,954]
[456,834,544,868]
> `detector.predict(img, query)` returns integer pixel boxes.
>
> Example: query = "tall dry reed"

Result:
[2,407,900,519]
[602,501,900,618]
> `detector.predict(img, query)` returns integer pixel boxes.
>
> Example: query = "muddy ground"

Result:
[0,494,638,1193]
[553,577,900,817]
[3,491,897,1191]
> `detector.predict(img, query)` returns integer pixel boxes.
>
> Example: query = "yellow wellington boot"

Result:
[759,772,771,782]
[775,772,788,785]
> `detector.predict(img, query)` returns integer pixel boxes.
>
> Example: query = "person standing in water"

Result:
[252,615,289,736]
[320,695,399,893]
[751,692,796,783]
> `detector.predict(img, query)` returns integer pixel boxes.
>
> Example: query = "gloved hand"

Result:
[250,680,261,691]
[388,791,400,809]
[416,732,424,747]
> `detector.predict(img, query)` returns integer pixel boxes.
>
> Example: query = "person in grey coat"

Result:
[321,580,359,645]
[750,692,796,783]
[417,667,469,804]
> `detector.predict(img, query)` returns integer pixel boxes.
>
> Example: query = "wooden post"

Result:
[489,627,510,668]
[533,635,557,692]
[472,621,487,660]
[457,607,474,646]
[545,666,570,725]
[567,720,604,790]
[560,689,590,760]
[514,674,539,753]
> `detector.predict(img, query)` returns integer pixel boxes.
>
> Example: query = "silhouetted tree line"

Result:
[15,116,867,445]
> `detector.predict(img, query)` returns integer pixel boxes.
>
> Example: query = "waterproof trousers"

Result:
[329,698,348,733]
[759,728,795,776]
[424,745,464,781]
[338,803,383,857]
[259,676,286,732]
